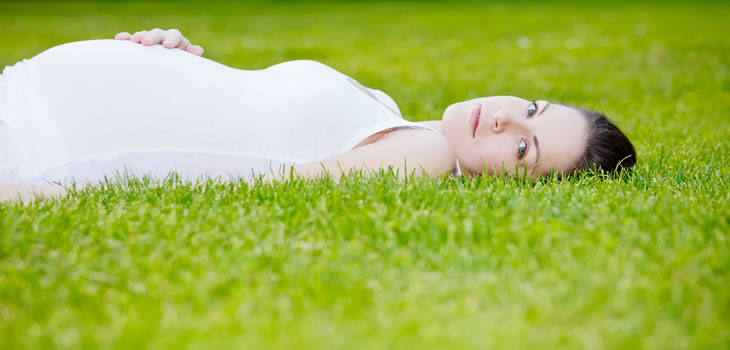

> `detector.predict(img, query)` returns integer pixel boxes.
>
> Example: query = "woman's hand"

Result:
[114,28,204,56]
[0,185,68,203]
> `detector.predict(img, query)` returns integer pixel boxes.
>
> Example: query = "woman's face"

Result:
[441,96,589,177]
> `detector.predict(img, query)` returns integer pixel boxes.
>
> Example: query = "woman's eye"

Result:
[527,101,537,118]
[518,139,528,159]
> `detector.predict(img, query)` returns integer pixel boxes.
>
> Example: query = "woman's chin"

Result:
[440,104,454,121]
[441,104,465,137]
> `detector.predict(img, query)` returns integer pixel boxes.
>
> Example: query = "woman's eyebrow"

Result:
[533,135,541,165]
[538,102,550,116]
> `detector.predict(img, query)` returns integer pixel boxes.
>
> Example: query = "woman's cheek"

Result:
[477,145,514,174]
[467,147,494,174]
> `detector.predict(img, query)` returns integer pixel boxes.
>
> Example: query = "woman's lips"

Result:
[471,104,482,138]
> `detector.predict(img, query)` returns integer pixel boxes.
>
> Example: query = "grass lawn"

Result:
[1,1,729,348]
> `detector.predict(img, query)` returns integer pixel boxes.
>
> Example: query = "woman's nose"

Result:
[491,109,524,134]
[492,116,504,133]
[491,111,511,134]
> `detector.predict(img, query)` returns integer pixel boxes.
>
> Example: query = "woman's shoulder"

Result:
[295,127,457,180]
[383,126,452,145]
[377,127,457,164]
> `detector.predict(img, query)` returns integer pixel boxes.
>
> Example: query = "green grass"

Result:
[1,1,729,349]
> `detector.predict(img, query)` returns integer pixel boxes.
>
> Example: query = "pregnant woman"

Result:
[0,29,635,200]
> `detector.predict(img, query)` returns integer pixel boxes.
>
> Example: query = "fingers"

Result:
[141,28,165,46]
[187,45,205,56]
[115,32,132,40]
[167,30,204,56]
[122,28,203,55]
[162,32,182,48]
[176,35,191,51]
[131,30,148,43]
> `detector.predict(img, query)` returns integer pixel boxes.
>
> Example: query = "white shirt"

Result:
[0,40,459,184]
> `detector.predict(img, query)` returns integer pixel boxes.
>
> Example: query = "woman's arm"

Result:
[115,28,204,56]
[0,131,454,201]
[270,129,458,182]
[0,185,68,203]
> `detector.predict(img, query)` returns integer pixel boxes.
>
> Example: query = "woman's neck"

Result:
[416,120,444,134]
[416,120,470,175]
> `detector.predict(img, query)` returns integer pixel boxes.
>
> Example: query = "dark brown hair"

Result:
[565,105,636,175]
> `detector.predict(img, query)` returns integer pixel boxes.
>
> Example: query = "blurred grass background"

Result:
[1,1,729,349]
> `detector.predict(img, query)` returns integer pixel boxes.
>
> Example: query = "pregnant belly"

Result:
[2,40,393,182]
